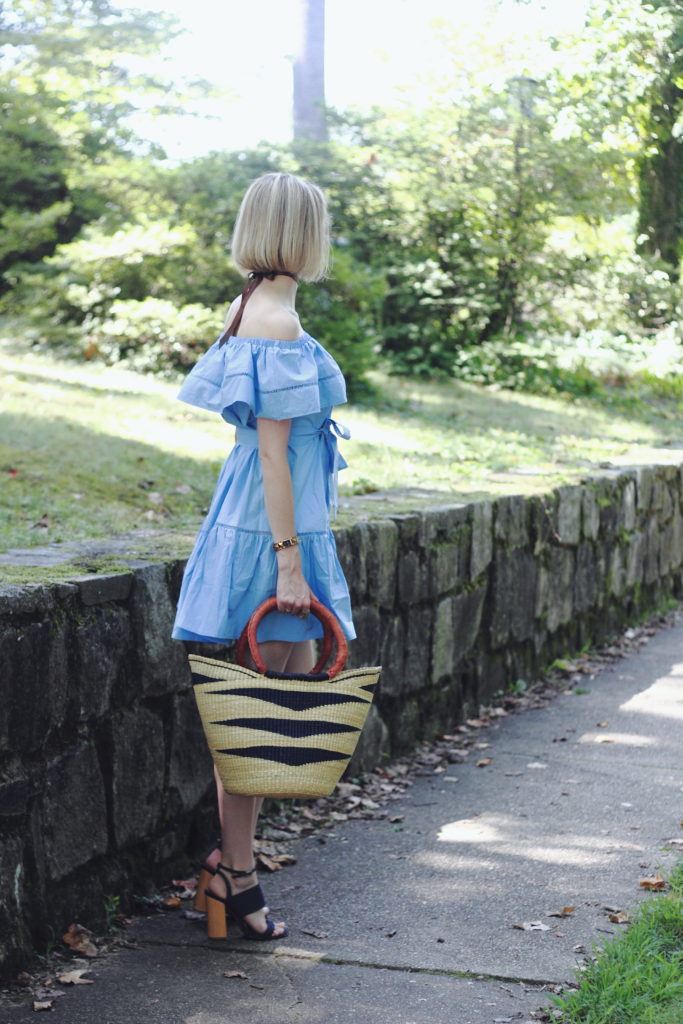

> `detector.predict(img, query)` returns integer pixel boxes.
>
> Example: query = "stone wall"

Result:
[1,462,682,975]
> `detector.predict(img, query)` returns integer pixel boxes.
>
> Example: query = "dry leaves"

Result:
[223,970,247,980]
[62,923,98,957]
[301,928,329,939]
[475,758,492,767]
[639,871,667,891]
[56,970,94,986]
[255,849,297,872]
[608,911,629,924]
[547,907,575,918]
[513,921,550,931]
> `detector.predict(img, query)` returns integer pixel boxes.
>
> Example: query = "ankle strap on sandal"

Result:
[218,862,257,879]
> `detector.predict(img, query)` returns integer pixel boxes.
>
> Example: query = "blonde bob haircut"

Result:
[231,172,330,283]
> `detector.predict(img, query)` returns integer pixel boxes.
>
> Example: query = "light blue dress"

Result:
[170,331,356,645]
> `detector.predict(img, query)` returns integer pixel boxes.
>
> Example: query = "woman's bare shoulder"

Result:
[238,307,303,342]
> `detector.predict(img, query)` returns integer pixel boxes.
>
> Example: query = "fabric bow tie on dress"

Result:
[234,417,350,518]
[319,417,351,519]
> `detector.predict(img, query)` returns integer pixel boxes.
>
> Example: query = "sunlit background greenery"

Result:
[2,0,683,553]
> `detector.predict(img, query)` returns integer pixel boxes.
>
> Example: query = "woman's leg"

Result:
[284,639,315,674]
[208,638,299,936]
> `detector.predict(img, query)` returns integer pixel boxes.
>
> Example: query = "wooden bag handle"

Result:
[235,597,349,677]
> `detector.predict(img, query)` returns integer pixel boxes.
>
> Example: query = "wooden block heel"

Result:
[206,891,229,939]
[194,866,214,912]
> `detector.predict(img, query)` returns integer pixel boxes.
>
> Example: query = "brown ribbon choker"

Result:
[218,270,299,346]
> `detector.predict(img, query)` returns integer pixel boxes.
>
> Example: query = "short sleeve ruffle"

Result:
[175,332,347,426]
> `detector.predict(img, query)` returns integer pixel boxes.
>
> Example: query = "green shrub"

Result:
[451,326,683,399]
[297,249,385,400]
[84,298,218,373]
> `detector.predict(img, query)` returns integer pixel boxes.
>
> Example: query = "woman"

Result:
[171,172,355,941]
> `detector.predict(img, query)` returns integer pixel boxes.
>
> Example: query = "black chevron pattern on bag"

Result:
[216,745,351,767]
[201,685,368,711]
[210,717,360,737]
[190,654,381,797]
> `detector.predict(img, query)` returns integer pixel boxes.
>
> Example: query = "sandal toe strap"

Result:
[229,882,266,917]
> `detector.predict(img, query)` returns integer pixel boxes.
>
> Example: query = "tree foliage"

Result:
[3,0,683,392]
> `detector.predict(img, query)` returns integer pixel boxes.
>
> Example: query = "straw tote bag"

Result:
[189,597,381,798]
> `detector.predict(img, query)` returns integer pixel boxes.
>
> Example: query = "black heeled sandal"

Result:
[194,836,222,912]
[194,843,266,914]
[205,864,288,941]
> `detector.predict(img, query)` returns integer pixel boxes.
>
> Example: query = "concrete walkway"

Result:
[5,614,683,1024]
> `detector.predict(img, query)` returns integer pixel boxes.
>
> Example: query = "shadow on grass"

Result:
[372,377,677,443]
[0,409,218,552]
[5,362,184,402]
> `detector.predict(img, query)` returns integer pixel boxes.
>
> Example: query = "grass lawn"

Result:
[2,335,683,571]
[551,857,683,1024]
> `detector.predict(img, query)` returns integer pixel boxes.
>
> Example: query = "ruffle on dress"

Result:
[176,332,347,426]
[171,526,356,644]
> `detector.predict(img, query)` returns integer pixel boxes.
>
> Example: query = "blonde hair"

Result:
[231,172,330,282]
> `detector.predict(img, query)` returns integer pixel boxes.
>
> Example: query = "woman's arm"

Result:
[257,416,312,616]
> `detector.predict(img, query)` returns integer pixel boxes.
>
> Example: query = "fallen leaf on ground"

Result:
[223,971,247,979]
[526,762,548,769]
[384,929,397,937]
[608,911,629,923]
[335,782,361,795]
[181,909,205,921]
[62,923,98,957]
[301,928,329,939]
[514,921,550,931]
[475,758,492,767]
[272,854,297,866]
[32,1000,54,1011]
[56,970,94,985]
[547,907,575,918]
[639,871,667,890]
[388,815,405,823]
[162,897,181,908]
[255,853,282,872]
[466,718,490,728]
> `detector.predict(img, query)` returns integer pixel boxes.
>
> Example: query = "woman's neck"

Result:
[256,274,298,311]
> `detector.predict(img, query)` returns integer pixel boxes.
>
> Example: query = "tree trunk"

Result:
[636,74,683,273]
[293,0,328,142]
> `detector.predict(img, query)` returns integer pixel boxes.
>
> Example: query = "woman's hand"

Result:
[275,547,313,617]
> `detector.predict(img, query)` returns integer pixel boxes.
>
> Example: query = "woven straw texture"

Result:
[190,655,381,798]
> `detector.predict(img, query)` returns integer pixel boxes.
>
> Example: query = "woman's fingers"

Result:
[275,558,314,616]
